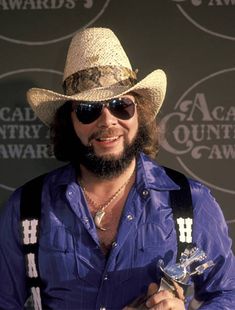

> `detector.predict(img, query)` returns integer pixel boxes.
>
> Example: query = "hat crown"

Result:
[27,27,167,126]
[63,27,132,81]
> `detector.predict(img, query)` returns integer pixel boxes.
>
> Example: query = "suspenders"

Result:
[20,167,193,308]
[20,174,46,310]
[164,167,194,260]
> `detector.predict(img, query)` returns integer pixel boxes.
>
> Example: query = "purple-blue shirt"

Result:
[0,153,235,309]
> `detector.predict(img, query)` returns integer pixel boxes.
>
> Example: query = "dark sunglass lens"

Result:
[109,98,135,120]
[75,103,102,124]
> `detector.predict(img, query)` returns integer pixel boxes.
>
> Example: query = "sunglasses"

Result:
[72,97,137,124]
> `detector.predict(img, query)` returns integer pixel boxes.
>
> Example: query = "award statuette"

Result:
[158,246,215,300]
[125,246,214,310]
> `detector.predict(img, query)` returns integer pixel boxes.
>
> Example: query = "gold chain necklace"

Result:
[81,171,134,231]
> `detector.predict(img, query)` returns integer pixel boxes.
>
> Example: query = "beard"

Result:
[71,124,149,179]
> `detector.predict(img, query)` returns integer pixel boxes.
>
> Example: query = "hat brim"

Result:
[27,69,167,126]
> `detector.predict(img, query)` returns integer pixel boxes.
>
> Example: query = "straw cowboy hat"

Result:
[27,27,167,126]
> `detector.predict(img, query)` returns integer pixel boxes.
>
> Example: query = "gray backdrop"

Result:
[0,0,234,251]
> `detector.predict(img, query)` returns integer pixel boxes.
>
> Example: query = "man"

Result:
[0,27,235,310]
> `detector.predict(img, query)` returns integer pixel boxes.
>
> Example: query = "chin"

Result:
[94,145,124,158]
[95,150,124,161]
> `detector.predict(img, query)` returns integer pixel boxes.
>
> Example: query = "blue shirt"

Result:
[0,153,235,309]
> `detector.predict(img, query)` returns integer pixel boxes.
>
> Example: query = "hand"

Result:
[145,282,185,310]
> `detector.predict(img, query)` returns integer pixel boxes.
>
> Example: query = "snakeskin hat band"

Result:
[27,27,167,126]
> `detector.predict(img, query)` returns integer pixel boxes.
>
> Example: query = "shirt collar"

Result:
[137,153,180,191]
[50,163,78,189]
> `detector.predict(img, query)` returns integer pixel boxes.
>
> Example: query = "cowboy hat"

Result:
[27,27,167,126]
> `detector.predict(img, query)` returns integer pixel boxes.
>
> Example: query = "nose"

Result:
[96,106,117,128]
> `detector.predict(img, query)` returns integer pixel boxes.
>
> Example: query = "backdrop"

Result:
[0,0,234,251]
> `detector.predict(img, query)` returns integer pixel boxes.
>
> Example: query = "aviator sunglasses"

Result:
[72,97,137,124]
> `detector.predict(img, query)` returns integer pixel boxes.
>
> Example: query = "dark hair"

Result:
[134,93,160,159]
[50,96,160,162]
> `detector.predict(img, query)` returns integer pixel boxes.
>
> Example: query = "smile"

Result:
[96,136,120,142]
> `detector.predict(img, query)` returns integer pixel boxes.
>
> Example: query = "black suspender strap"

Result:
[164,167,194,260]
[20,174,46,310]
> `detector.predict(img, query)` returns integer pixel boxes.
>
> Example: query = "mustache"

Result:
[88,128,123,142]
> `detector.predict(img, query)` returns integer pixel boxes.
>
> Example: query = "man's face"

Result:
[71,94,139,160]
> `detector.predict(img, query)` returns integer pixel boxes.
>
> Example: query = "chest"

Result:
[89,197,127,255]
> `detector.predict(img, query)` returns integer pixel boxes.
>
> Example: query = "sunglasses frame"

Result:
[72,97,137,124]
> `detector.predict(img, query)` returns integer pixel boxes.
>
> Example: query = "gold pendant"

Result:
[94,209,106,231]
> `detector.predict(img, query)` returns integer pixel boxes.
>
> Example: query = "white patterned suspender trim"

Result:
[22,219,42,310]
[176,217,193,243]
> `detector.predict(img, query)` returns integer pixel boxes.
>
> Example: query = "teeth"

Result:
[98,136,118,141]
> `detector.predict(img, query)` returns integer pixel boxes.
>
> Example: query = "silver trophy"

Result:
[158,246,215,299]
[126,246,214,309]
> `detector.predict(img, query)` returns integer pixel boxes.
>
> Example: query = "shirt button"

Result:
[112,241,118,248]
[142,189,149,196]
[100,307,106,310]
[83,217,89,224]
[127,214,134,221]
[68,191,73,196]
[103,274,108,280]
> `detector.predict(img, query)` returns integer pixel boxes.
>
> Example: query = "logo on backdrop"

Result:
[160,68,235,194]
[0,0,110,45]
[172,0,235,41]
[0,69,62,192]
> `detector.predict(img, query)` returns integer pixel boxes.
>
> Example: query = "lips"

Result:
[89,128,123,142]
[96,136,119,142]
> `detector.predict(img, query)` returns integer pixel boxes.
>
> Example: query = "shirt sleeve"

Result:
[0,188,29,309]
[190,181,235,310]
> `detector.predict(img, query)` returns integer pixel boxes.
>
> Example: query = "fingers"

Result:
[146,288,174,308]
[146,283,185,310]
[172,281,185,301]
